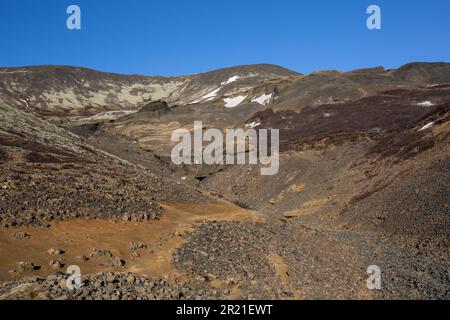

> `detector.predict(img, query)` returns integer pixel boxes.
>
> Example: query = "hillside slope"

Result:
[0,97,214,227]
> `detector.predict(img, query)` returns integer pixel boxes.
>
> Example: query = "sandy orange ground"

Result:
[0,202,262,282]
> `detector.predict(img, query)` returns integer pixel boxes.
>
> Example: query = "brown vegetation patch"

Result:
[248,87,450,153]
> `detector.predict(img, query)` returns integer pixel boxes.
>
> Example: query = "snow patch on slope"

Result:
[19,99,29,108]
[224,95,247,108]
[417,101,435,107]
[418,122,434,131]
[221,76,240,85]
[245,121,261,129]
[251,93,273,105]
[84,110,136,121]
[192,87,222,104]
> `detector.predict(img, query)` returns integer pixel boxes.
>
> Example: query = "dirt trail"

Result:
[267,252,304,299]
[0,202,262,282]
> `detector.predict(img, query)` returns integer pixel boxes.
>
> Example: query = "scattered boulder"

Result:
[204,274,217,282]
[17,261,37,272]
[129,251,140,260]
[122,212,156,222]
[90,248,113,258]
[12,232,30,240]
[129,241,147,251]
[126,275,135,284]
[112,257,125,268]
[76,255,89,261]
[49,259,65,270]
[47,248,64,255]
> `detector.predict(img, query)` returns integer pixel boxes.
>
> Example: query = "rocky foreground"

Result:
[1,216,448,300]
[0,272,228,300]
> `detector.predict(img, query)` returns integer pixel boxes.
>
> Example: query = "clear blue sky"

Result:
[1,0,449,76]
